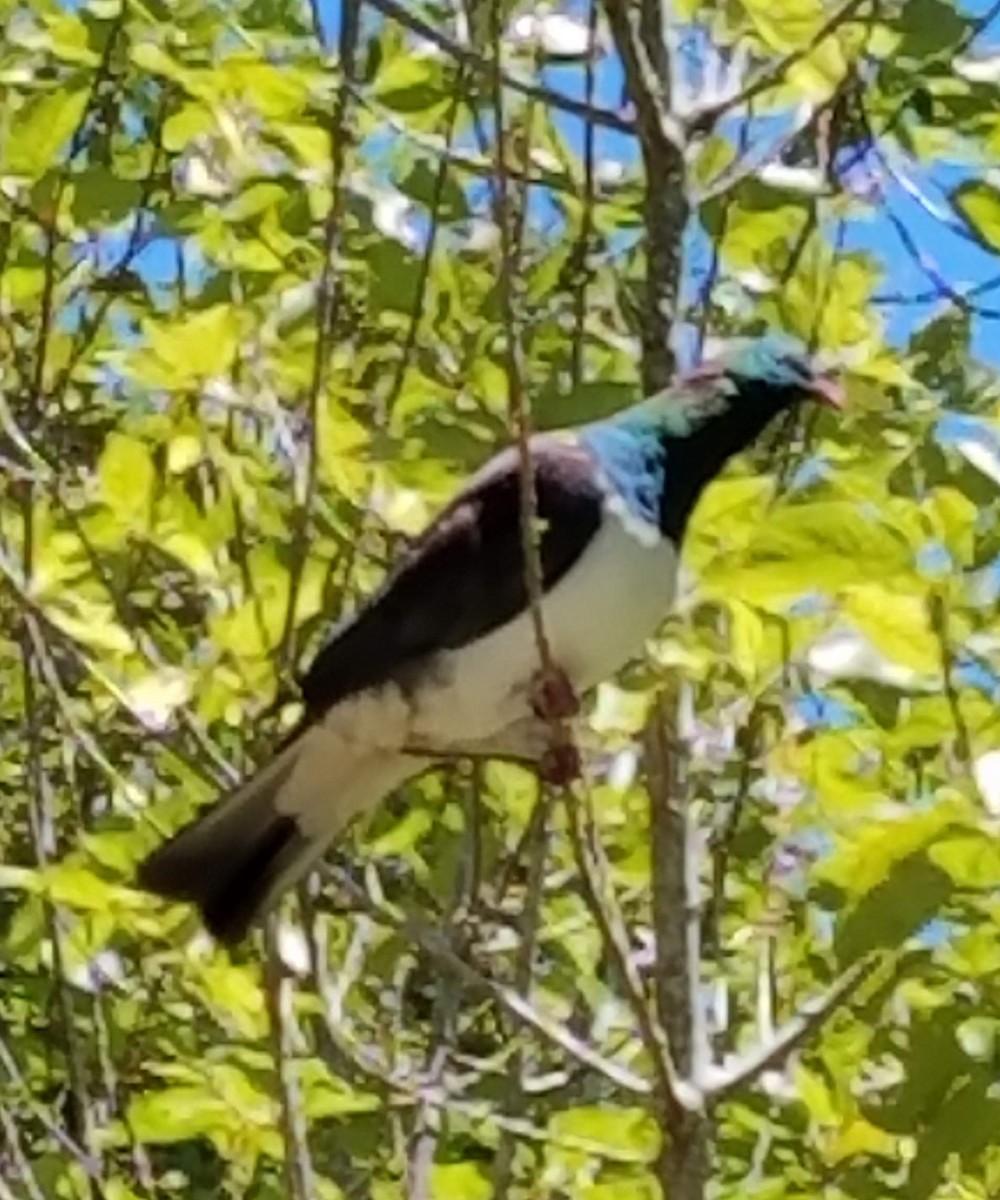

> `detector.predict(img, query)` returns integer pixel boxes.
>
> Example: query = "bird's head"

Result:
[688,335,845,415]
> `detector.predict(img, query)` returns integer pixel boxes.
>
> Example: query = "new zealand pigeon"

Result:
[137,337,843,943]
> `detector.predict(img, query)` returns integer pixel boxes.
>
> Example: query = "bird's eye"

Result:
[780,355,811,383]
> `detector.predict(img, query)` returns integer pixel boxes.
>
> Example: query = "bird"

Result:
[137,336,843,944]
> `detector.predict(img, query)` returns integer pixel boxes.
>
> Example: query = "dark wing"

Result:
[299,434,604,713]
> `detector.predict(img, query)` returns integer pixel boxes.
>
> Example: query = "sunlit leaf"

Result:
[952,180,1000,252]
[98,432,156,527]
[2,88,89,178]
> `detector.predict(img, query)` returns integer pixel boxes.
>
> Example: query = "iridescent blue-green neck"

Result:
[583,376,800,541]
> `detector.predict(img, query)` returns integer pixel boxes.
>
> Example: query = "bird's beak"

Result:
[810,374,846,409]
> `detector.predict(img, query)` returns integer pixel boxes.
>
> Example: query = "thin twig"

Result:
[571,0,600,389]
[347,84,583,193]
[694,104,820,204]
[0,1104,46,1200]
[386,76,466,420]
[489,1,552,679]
[565,789,690,1109]
[364,0,634,134]
[930,592,973,772]
[324,865,652,1095]
[702,957,879,1102]
[487,0,576,773]
[492,786,553,1196]
[686,0,869,133]
[407,767,478,1200]
[883,200,1000,321]
[264,921,317,1200]
[279,0,360,674]
[0,1034,100,1176]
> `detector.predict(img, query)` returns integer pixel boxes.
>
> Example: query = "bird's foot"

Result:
[530,665,580,723]
[539,741,582,787]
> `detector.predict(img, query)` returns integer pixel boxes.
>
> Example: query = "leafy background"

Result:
[4,0,1000,1198]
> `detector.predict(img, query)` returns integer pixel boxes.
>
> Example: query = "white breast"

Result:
[410,511,679,745]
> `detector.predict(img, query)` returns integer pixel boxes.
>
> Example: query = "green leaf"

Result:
[194,958,268,1040]
[162,101,215,152]
[128,1074,278,1157]
[839,585,939,674]
[895,0,966,59]
[70,169,143,226]
[736,0,824,51]
[131,305,241,386]
[429,1164,490,1200]
[952,179,1000,252]
[43,595,136,655]
[834,851,954,965]
[398,159,470,222]
[373,55,448,113]
[928,832,1000,890]
[98,433,156,527]
[817,806,957,897]
[368,808,433,861]
[548,1105,660,1162]
[2,88,89,178]
[703,502,913,605]
[822,1117,900,1165]
[535,380,638,431]
[298,1062,382,1120]
[128,42,192,89]
[908,1079,1000,1200]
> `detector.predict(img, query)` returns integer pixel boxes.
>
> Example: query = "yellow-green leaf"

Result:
[147,305,240,382]
[2,88,89,178]
[98,432,156,526]
[953,180,1000,251]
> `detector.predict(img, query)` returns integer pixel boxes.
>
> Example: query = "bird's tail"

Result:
[137,724,419,945]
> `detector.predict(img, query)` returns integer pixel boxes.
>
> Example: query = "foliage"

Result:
[2,0,1000,1198]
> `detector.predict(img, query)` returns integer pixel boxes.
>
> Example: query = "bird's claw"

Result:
[539,742,582,787]
[530,665,580,722]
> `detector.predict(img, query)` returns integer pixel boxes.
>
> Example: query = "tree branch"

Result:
[644,691,710,1198]
[488,0,574,767]
[930,592,973,774]
[601,0,684,155]
[565,788,695,1111]
[279,0,360,674]
[492,786,554,1196]
[701,956,879,1103]
[602,0,687,391]
[363,0,635,135]
[324,864,652,1095]
[264,922,317,1200]
[685,0,870,134]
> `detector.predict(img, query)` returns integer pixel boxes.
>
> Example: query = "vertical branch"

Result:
[930,592,973,772]
[488,8,550,665]
[571,0,600,389]
[492,786,553,1198]
[387,77,466,418]
[264,922,316,1200]
[18,570,98,1186]
[707,700,761,1063]
[12,104,102,1182]
[406,767,481,1200]
[279,0,360,673]
[600,1,706,1194]
[644,691,710,1200]
[565,788,680,1102]
[602,0,688,392]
